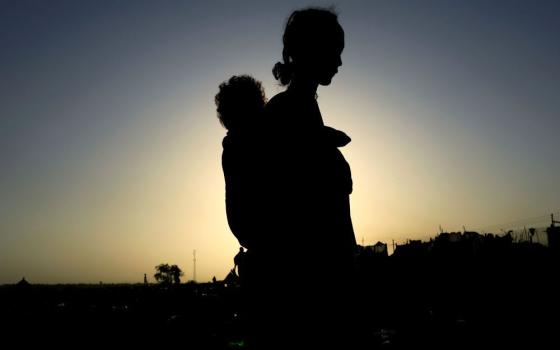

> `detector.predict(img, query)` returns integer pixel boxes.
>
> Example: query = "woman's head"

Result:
[273,8,344,87]
[215,75,266,130]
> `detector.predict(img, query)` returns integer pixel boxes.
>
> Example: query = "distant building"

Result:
[463,231,481,241]
[449,232,462,243]
[393,240,430,258]
[16,277,30,287]
[372,242,388,257]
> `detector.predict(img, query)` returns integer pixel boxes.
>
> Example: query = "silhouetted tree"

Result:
[154,263,184,285]
[170,264,184,284]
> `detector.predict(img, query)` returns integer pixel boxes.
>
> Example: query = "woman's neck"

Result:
[287,77,318,99]
[286,77,324,127]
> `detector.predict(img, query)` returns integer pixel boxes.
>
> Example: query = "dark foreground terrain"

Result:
[1,234,559,349]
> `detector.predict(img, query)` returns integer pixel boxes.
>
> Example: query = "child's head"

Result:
[215,75,266,130]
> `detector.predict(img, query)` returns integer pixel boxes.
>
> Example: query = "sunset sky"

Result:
[1,0,559,284]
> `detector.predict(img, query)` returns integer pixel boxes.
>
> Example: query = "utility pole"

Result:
[193,249,197,282]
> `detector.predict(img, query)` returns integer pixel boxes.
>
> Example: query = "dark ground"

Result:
[1,238,559,349]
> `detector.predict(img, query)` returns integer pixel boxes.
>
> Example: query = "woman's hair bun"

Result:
[272,61,293,86]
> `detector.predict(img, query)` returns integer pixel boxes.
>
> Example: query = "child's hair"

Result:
[215,75,266,130]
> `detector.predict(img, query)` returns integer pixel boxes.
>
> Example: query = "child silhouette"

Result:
[215,74,352,249]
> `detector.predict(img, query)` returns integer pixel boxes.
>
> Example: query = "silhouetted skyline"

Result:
[1,0,559,283]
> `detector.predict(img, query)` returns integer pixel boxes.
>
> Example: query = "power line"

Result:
[476,211,560,232]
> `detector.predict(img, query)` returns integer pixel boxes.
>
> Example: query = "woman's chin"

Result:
[319,77,334,86]
[318,73,337,86]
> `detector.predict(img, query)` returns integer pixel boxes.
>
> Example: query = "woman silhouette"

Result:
[266,7,356,270]
[246,7,358,349]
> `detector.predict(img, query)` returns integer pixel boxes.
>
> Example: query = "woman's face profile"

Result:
[295,30,344,86]
[316,41,344,86]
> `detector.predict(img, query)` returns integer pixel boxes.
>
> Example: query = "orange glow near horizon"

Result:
[2,80,553,284]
